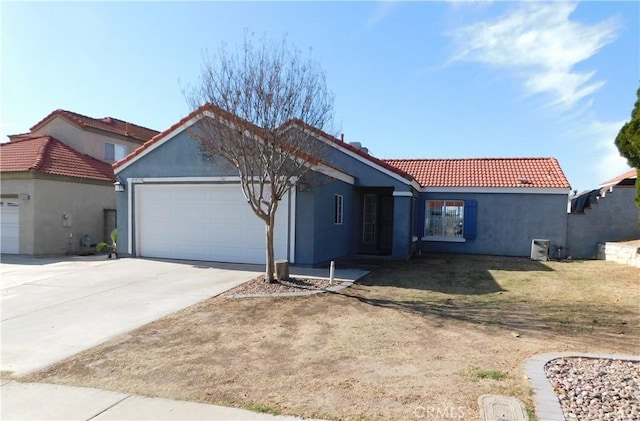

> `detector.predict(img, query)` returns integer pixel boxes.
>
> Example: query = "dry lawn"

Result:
[24,254,639,420]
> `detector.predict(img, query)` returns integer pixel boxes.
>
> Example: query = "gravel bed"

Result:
[545,357,640,420]
[220,275,343,297]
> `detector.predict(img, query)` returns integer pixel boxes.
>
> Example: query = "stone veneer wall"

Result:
[597,242,640,268]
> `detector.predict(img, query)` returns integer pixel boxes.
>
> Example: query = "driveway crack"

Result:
[87,394,133,420]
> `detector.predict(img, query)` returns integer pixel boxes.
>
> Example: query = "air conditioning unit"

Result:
[531,239,551,261]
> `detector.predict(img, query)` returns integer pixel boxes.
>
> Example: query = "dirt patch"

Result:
[24,255,640,421]
[220,275,345,297]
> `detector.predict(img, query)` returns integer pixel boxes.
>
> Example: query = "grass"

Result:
[245,403,283,415]
[470,368,508,380]
[23,254,640,421]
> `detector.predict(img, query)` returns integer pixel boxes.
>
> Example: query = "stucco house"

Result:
[9,109,158,163]
[567,169,639,259]
[0,110,158,255]
[113,105,571,266]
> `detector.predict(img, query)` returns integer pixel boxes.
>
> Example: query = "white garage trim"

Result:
[131,181,294,265]
[135,176,244,183]
[1,200,20,254]
[127,178,133,254]
[289,187,296,264]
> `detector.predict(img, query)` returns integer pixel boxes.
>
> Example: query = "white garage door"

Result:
[1,200,20,254]
[136,184,289,264]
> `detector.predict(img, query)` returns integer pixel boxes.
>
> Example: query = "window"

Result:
[425,200,464,239]
[334,194,343,225]
[104,142,127,161]
[363,194,377,243]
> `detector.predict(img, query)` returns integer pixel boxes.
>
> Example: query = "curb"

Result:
[525,352,640,421]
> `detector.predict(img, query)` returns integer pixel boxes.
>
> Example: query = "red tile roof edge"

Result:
[114,104,361,179]
[29,109,159,142]
[1,135,115,182]
[599,168,637,186]
[384,157,560,162]
[383,157,571,189]
[284,119,414,181]
[113,104,213,170]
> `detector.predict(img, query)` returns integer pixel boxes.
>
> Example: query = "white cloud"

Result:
[366,1,399,29]
[447,0,493,10]
[450,2,619,109]
[590,120,632,184]
[568,119,631,187]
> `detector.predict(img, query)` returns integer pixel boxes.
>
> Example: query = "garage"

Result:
[135,184,290,264]
[1,200,20,254]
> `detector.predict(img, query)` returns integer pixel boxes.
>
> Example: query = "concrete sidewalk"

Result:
[1,381,325,421]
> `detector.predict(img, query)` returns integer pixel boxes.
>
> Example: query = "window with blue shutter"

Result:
[463,200,477,240]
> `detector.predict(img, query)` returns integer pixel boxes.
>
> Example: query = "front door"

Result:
[378,196,393,252]
[360,192,393,255]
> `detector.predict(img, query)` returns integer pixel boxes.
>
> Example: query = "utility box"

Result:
[531,239,551,261]
[275,259,289,281]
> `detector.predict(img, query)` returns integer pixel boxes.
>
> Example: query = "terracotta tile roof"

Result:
[0,135,115,182]
[383,158,570,189]
[28,109,159,143]
[599,168,637,187]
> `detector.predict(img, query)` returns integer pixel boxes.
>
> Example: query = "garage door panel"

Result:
[137,184,288,264]
[1,201,20,254]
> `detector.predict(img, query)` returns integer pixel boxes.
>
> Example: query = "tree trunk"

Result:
[265,220,275,283]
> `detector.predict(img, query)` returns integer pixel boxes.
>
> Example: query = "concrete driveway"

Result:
[1,255,262,376]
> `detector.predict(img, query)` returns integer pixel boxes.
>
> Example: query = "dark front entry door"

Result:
[378,196,393,252]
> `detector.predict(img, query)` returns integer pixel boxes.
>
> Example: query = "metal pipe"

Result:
[329,260,335,285]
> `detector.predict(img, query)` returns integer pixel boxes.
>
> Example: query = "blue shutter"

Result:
[463,200,477,240]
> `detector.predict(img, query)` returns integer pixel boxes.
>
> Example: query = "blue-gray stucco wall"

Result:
[119,130,238,179]
[116,126,418,264]
[567,186,640,259]
[295,177,355,266]
[393,194,414,259]
[115,130,240,256]
[418,192,569,257]
[115,128,370,265]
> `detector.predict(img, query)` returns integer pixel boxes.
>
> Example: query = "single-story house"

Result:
[113,105,571,266]
[567,169,639,259]
[0,110,158,255]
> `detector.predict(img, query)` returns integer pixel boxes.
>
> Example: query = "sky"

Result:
[1,1,638,192]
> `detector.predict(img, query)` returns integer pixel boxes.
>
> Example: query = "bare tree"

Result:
[186,34,334,282]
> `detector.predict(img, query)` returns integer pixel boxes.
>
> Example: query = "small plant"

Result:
[471,368,508,380]
[245,403,282,415]
[96,229,118,259]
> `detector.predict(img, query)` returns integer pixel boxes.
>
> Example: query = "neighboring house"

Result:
[113,105,571,266]
[567,169,639,259]
[0,110,158,255]
[9,109,159,163]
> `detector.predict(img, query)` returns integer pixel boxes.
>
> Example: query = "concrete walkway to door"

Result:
[1,255,265,377]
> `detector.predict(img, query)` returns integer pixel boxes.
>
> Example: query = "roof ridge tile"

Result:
[28,109,158,142]
[31,136,52,171]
